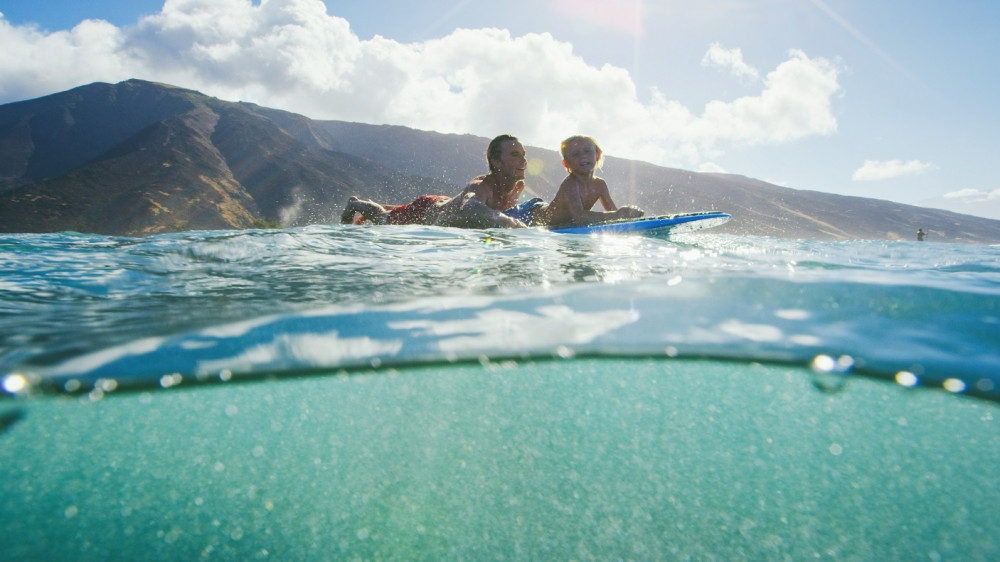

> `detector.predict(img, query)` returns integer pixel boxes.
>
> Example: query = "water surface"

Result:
[2,225,999,559]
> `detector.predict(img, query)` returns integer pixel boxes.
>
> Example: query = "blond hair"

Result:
[560,135,604,172]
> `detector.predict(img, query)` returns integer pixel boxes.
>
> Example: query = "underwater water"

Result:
[2,225,999,559]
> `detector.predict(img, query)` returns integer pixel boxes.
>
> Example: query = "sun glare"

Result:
[551,0,644,36]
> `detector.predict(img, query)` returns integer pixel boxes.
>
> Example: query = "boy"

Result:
[536,136,643,227]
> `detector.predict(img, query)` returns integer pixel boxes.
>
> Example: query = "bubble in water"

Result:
[95,378,118,392]
[809,354,853,393]
[159,373,183,388]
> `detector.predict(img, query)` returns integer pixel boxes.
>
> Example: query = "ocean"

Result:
[2,224,999,560]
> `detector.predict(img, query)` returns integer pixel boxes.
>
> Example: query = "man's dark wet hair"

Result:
[487,134,519,174]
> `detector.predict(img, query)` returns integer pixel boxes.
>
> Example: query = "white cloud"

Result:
[0,17,131,102]
[852,159,934,181]
[697,162,727,174]
[942,188,1000,201]
[702,42,759,80]
[917,188,1000,221]
[0,0,843,170]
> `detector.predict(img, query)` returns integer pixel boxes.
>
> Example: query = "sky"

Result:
[1,0,998,219]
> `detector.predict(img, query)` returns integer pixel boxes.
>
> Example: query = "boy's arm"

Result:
[599,179,645,220]
[597,179,618,211]
[563,179,641,225]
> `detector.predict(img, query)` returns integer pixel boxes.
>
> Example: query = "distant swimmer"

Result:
[917,228,925,241]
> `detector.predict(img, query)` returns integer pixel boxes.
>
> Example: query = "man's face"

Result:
[492,140,527,180]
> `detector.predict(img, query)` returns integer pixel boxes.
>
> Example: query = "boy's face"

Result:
[563,139,599,174]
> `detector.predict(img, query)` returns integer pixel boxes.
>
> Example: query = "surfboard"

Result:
[549,212,731,236]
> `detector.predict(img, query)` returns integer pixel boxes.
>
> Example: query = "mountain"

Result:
[0,80,452,235]
[2,79,999,243]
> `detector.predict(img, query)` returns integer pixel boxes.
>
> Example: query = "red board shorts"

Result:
[386,195,450,225]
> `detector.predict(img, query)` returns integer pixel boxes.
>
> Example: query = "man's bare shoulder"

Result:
[462,174,490,193]
[456,175,499,206]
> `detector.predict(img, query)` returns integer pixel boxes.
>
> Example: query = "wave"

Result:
[2,227,999,401]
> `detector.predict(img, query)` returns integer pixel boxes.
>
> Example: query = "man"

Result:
[340,134,529,228]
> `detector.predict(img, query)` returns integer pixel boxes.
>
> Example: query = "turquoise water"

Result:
[2,225,1000,559]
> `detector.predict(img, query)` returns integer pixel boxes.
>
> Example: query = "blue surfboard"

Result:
[549,212,731,236]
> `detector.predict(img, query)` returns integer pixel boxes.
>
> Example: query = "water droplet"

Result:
[895,371,918,387]
[943,378,966,393]
[2,373,28,394]
[812,355,835,372]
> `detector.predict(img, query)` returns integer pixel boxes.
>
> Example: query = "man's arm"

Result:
[438,189,526,228]
[461,196,526,228]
